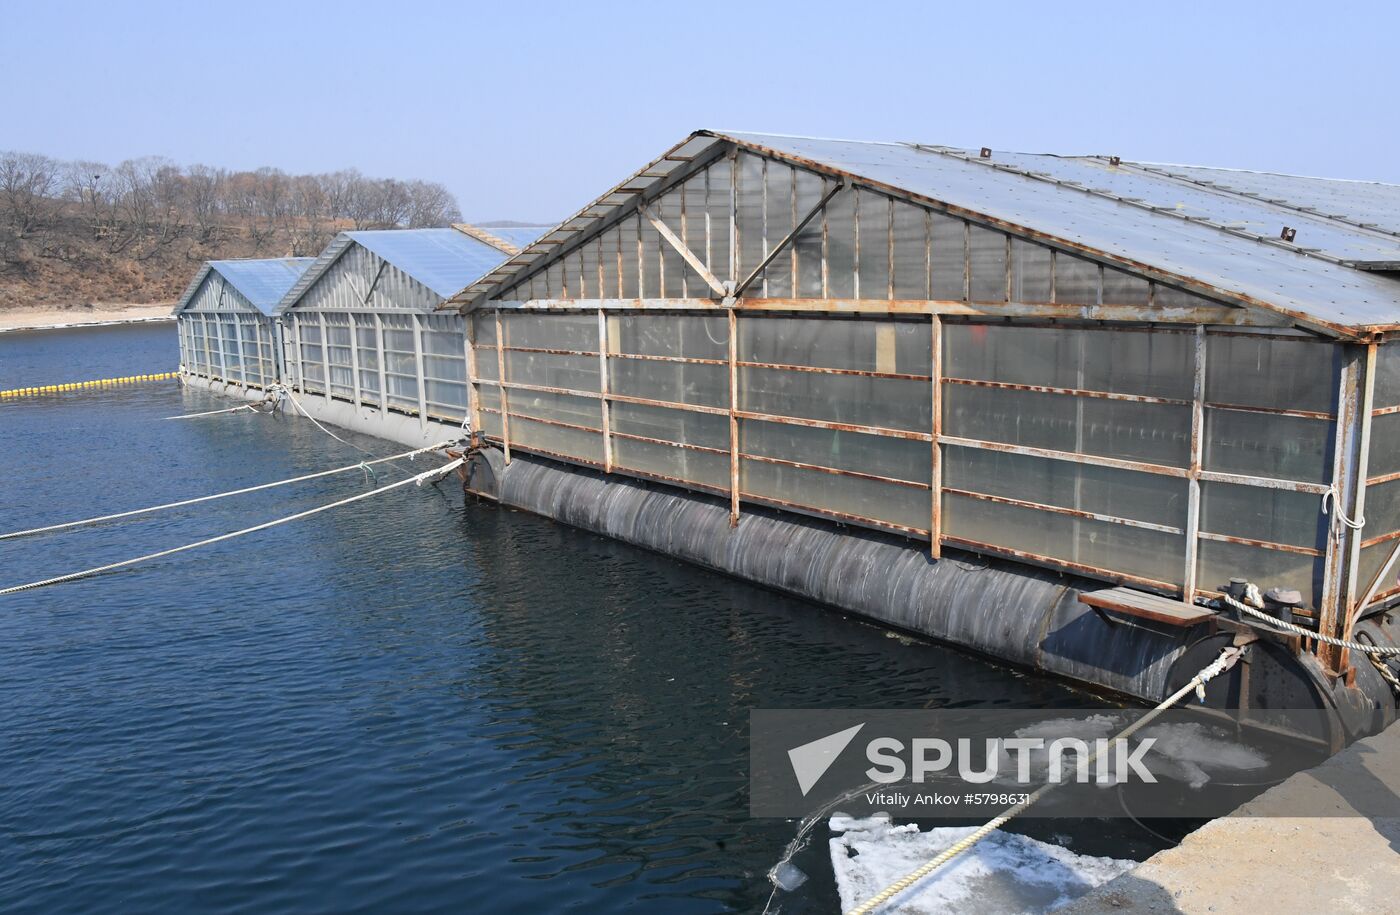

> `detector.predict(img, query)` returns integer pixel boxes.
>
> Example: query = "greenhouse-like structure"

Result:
[443,130,1400,716]
[174,257,313,392]
[272,225,546,443]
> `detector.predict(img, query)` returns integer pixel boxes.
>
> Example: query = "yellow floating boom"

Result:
[0,371,178,399]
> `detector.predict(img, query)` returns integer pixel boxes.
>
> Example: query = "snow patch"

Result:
[830,816,1134,914]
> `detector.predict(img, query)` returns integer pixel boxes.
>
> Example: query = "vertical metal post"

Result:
[233,318,248,389]
[411,313,428,430]
[216,316,229,382]
[1183,325,1207,601]
[291,315,304,392]
[348,313,362,408]
[464,312,481,435]
[1321,345,1367,672]
[853,186,861,300]
[318,312,331,404]
[495,308,511,464]
[598,308,613,473]
[729,307,740,527]
[273,319,287,386]
[931,314,943,558]
[373,313,388,412]
[728,147,738,290]
[1340,343,1378,669]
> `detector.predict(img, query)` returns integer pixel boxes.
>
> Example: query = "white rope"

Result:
[0,441,455,541]
[844,646,1244,915]
[1219,592,1400,656]
[1322,487,1366,530]
[277,386,381,460]
[0,457,465,596]
[165,403,264,420]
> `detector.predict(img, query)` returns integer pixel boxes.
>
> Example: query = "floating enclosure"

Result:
[173,258,314,393]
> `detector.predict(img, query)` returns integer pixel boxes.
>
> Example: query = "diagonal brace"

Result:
[640,203,729,298]
[733,179,845,297]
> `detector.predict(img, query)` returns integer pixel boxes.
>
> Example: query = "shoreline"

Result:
[0,304,175,334]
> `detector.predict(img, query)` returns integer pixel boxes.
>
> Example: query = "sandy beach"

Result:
[0,304,175,333]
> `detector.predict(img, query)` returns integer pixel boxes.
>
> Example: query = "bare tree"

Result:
[0,151,60,237]
[405,180,461,227]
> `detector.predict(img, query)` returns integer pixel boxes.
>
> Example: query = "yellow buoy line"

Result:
[1,372,178,398]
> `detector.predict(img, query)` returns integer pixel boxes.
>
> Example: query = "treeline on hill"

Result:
[0,150,463,309]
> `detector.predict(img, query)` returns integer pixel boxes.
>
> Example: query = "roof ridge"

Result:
[902,143,1361,270]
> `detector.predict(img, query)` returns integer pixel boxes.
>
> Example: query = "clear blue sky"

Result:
[3,0,1395,224]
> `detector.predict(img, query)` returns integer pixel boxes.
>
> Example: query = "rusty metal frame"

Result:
[733,178,845,297]
[728,306,740,526]
[495,309,511,463]
[931,314,943,558]
[1339,343,1378,660]
[944,487,1184,534]
[597,309,613,472]
[1183,326,1207,599]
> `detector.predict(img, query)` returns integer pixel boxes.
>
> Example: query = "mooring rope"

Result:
[276,386,385,462]
[0,441,456,542]
[843,646,1245,915]
[1218,592,1400,656]
[165,403,266,420]
[0,457,465,596]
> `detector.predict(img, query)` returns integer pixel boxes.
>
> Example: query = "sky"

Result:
[3,1,1396,225]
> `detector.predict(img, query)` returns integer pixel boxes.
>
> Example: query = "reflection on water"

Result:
[0,325,1154,913]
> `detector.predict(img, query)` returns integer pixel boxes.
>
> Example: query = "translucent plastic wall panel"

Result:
[892,202,929,300]
[968,225,1007,302]
[794,171,826,297]
[943,385,1190,466]
[325,315,355,398]
[943,325,1193,398]
[506,351,600,393]
[356,322,380,397]
[477,383,501,413]
[825,187,856,299]
[682,170,712,276]
[1197,539,1322,608]
[508,389,602,429]
[706,157,732,283]
[1358,542,1400,601]
[741,316,931,375]
[1206,335,1338,415]
[657,189,687,297]
[1153,285,1221,311]
[610,358,728,408]
[424,382,466,416]
[299,322,324,389]
[610,400,729,450]
[1054,253,1099,304]
[857,189,891,300]
[615,437,730,490]
[599,225,621,299]
[472,345,499,383]
[422,317,466,414]
[942,445,1187,528]
[1010,239,1053,303]
[929,214,965,300]
[639,213,661,298]
[741,419,930,484]
[762,162,794,297]
[510,416,604,464]
[478,407,503,437]
[1101,268,1151,306]
[1200,481,1325,550]
[1203,410,1332,484]
[736,152,765,288]
[944,493,1186,585]
[1373,342,1400,409]
[1364,478,1400,538]
[472,312,497,347]
[741,367,931,433]
[609,313,728,360]
[618,216,639,298]
[221,320,242,373]
[380,315,418,409]
[1369,412,1400,480]
[742,458,931,532]
[501,312,597,352]
[582,237,603,300]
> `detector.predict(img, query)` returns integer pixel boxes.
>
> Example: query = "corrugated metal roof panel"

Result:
[176,258,314,316]
[345,228,507,298]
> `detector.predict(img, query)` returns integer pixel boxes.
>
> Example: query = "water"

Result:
[0,324,1155,913]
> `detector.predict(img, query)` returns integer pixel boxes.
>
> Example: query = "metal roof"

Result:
[173,257,314,316]
[486,226,553,250]
[450,130,1400,338]
[277,228,519,314]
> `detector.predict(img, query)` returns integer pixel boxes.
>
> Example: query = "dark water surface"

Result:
[1,324,1149,913]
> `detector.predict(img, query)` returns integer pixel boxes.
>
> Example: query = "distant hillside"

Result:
[0,150,464,310]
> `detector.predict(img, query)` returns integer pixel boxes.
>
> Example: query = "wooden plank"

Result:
[1079,586,1216,627]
